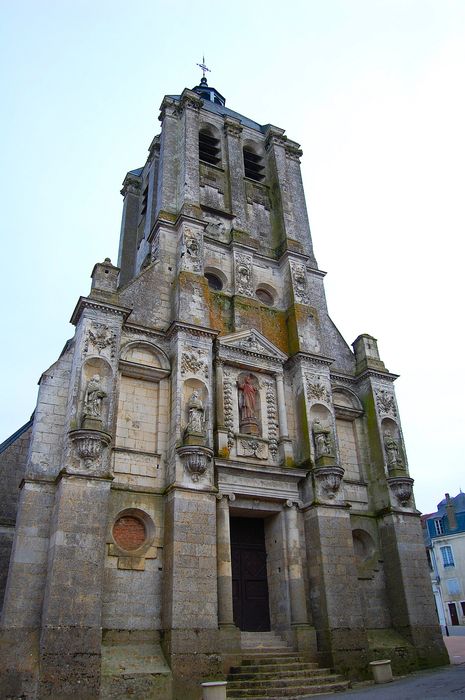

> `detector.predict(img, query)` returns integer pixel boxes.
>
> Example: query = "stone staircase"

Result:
[226,631,349,699]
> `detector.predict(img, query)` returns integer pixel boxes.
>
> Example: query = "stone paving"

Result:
[319,634,465,699]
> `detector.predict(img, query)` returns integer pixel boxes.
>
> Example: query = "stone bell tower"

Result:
[0,74,447,699]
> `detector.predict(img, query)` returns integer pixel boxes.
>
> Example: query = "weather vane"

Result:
[196,55,211,80]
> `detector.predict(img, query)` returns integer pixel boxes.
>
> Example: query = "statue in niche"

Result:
[383,430,403,469]
[183,390,206,444]
[312,418,334,459]
[83,374,106,421]
[237,374,259,435]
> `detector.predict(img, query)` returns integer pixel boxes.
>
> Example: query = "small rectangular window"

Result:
[441,545,455,567]
[446,578,461,595]
[460,601,465,616]
[434,519,444,535]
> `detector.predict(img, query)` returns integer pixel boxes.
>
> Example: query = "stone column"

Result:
[284,501,316,657]
[216,493,235,627]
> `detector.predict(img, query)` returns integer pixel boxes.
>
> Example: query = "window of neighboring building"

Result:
[434,518,444,535]
[460,601,465,616]
[199,129,221,165]
[446,578,461,595]
[441,545,455,567]
[243,147,265,182]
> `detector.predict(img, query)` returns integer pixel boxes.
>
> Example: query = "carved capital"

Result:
[224,118,243,138]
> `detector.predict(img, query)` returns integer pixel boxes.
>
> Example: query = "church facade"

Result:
[0,78,447,699]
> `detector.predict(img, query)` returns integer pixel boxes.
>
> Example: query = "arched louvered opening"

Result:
[243,147,265,181]
[199,129,221,165]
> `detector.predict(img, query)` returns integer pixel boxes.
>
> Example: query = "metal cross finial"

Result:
[196,55,211,80]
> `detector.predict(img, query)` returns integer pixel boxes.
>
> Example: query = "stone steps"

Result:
[226,632,349,700]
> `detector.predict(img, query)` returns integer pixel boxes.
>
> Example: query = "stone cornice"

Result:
[330,371,356,385]
[123,322,167,340]
[166,321,219,341]
[120,173,142,197]
[286,352,335,369]
[355,369,399,383]
[70,297,132,326]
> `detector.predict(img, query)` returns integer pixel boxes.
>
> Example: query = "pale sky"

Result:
[1,0,464,514]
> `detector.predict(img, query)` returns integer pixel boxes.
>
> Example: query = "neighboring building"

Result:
[0,77,447,699]
[423,492,465,631]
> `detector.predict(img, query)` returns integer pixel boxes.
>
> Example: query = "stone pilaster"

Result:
[283,501,316,657]
[177,89,202,213]
[118,171,141,286]
[156,96,180,218]
[224,117,245,226]
[38,474,112,698]
[303,503,369,676]
[162,487,220,700]
[378,510,448,669]
[275,371,293,465]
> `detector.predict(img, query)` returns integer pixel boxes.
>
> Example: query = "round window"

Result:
[113,515,146,551]
[256,288,274,306]
[205,273,223,291]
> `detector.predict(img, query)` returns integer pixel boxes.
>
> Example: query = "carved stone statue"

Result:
[383,430,403,470]
[185,389,205,435]
[83,374,106,421]
[237,374,259,435]
[237,374,257,420]
[312,418,333,459]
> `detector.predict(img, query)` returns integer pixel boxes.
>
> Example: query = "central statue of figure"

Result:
[237,373,260,435]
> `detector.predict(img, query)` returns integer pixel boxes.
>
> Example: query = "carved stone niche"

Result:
[313,465,345,501]
[68,428,112,477]
[387,476,414,507]
[177,445,213,482]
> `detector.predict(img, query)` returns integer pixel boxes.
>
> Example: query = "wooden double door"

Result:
[231,517,271,632]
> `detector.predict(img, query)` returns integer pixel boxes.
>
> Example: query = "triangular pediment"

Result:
[218,329,287,362]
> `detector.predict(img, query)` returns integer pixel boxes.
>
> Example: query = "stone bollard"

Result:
[201,681,228,700]
[369,659,393,683]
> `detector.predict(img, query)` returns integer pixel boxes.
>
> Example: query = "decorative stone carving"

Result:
[265,381,278,460]
[306,377,331,404]
[223,371,235,449]
[313,465,345,500]
[182,228,202,272]
[387,476,414,507]
[237,373,259,435]
[239,438,266,459]
[177,445,213,482]
[238,335,262,352]
[224,118,242,138]
[183,390,206,445]
[290,260,310,305]
[234,252,254,297]
[383,431,404,471]
[312,418,334,460]
[181,349,209,378]
[204,214,226,237]
[84,323,116,358]
[82,374,107,429]
[375,389,397,417]
[69,429,112,473]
